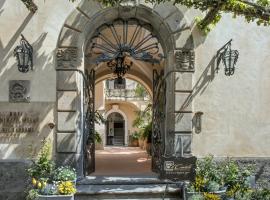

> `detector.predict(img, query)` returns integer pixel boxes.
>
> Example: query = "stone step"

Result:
[75,176,184,200]
[75,184,182,200]
[77,175,175,185]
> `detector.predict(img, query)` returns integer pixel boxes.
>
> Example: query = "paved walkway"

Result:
[92,146,155,176]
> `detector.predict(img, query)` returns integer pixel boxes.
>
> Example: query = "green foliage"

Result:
[53,166,76,181]
[26,189,38,200]
[140,121,152,141]
[134,83,147,98]
[188,155,255,200]
[189,193,204,200]
[27,139,55,180]
[131,131,140,140]
[132,103,152,129]
[223,159,254,199]
[196,155,223,187]
[84,0,270,33]
[251,188,270,200]
[95,131,102,144]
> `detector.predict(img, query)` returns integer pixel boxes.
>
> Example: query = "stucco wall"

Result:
[0,0,270,159]
[191,14,270,157]
[0,0,78,159]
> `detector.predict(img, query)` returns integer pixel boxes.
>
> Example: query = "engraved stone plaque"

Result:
[175,50,195,71]
[9,80,30,103]
[57,47,77,67]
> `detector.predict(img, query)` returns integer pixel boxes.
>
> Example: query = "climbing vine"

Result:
[94,0,270,34]
[23,0,270,33]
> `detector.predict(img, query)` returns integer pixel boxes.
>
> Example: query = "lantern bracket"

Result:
[13,34,33,73]
[216,39,239,76]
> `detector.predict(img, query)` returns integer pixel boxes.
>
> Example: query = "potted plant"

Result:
[185,156,257,200]
[130,131,140,147]
[26,139,76,200]
[223,159,255,200]
[185,155,227,200]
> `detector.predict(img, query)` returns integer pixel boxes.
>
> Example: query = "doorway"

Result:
[106,112,125,146]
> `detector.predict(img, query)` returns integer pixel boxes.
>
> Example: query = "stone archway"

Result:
[56,0,196,179]
[104,106,129,146]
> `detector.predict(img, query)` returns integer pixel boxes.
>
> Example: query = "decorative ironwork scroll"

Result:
[87,18,164,66]
[83,69,96,175]
[9,80,30,103]
[57,47,77,67]
[175,49,195,71]
[152,69,166,173]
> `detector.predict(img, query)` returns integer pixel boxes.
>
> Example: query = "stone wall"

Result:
[0,160,30,200]
[237,158,270,188]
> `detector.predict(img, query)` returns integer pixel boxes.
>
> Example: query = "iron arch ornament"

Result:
[87,18,164,80]
[217,39,239,76]
[13,34,33,73]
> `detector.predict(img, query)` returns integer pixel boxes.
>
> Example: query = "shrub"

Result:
[27,139,55,180]
[53,166,76,182]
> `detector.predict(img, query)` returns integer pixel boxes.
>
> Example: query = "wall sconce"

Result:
[194,112,203,134]
[13,34,33,73]
[217,39,239,76]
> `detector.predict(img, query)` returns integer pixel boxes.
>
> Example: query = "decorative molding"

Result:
[9,80,30,103]
[56,47,78,67]
[175,49,195,72]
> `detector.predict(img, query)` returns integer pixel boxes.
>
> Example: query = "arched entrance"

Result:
[105,107,128,146]
[56,1,195,179]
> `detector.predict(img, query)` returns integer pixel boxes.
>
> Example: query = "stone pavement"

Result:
[93,146,155,176]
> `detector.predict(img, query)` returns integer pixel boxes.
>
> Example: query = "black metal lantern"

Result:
[107,53,133,80]
[217,39,239,76]
[13,34,33,73]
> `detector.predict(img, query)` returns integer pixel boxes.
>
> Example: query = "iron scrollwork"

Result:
[83,69,96,175]
[152,69,166,173]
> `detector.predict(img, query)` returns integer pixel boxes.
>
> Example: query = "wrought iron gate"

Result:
[83,69,96,175]
[152,69,166,173]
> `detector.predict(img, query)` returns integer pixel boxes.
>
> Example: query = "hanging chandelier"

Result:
[87,18,163,80]
[107,52,133,83]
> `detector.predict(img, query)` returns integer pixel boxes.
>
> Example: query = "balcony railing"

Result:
[105,89,150,101]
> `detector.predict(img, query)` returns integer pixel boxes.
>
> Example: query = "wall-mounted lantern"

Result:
[194,112,204,134]
[13,34,33,73]
[217,39,239,76]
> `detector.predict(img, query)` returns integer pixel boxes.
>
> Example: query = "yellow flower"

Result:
[58,181,76,195]
[194,176,205,191]
[32,178,37,186]
[37,181,42,189]
[204,192,221,200]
